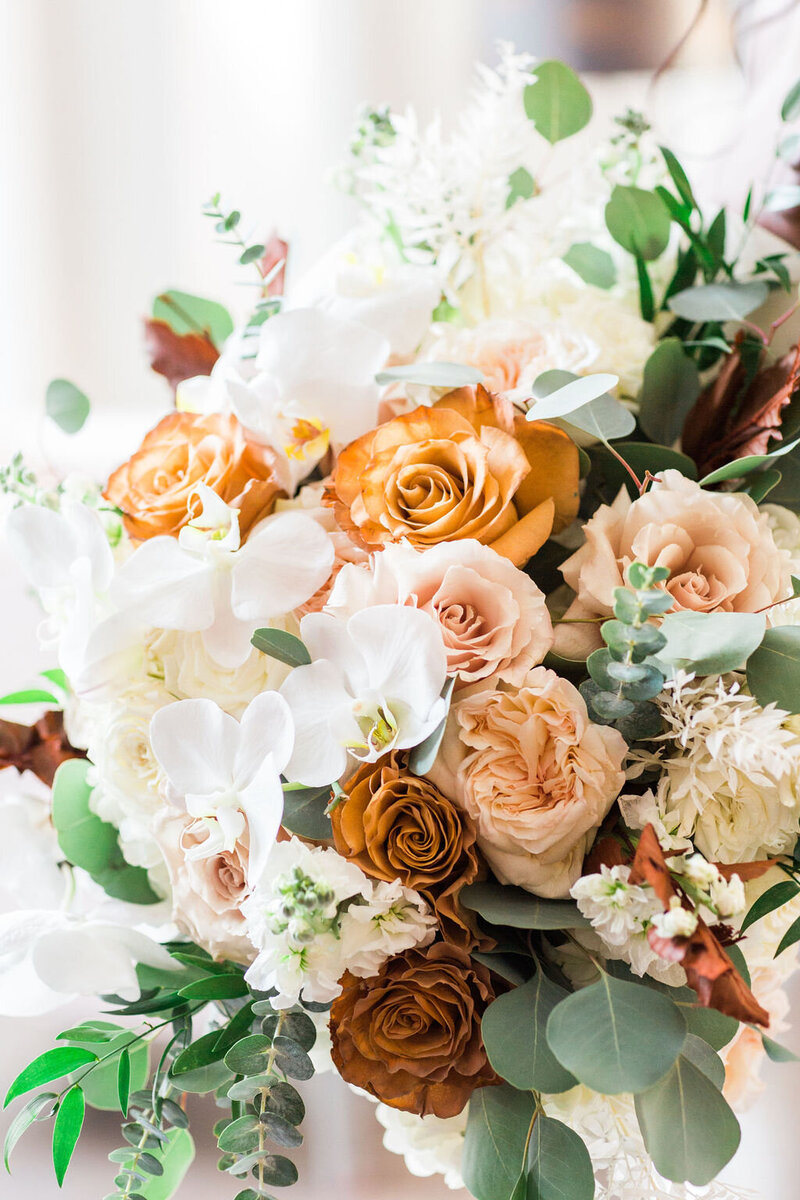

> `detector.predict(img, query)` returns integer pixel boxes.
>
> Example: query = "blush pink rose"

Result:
[555,470,790,658]
[326,540,553,685]
[154,811,254,963]
[428,667,627,897]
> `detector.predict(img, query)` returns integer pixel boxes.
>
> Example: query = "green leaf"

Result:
[260,1010,316,1053]
[523,60,592,144]
[178,975,248,1001]
[527,371,620,421]
[507,166,536,209]
[250,628,311,667]
[171,1031,226,1076]
[152,290,233,349]
[546,973,686,1094]
[681,1033,725,1089]
[259,1111,303,1149]
[482,972,577,1093]
[263,1081,305,1127]
[659,610,766,676]
[67,1032,149,1113]
[57,1022,124,1044]
[562,242,616,289]
[741,880,800,933]
[746,467,782,502]
[280,784,332,839]
[667,280,769,323]
[409,676,455,775]
[127,1129,195,1200]
[0,688,59,706]
[5,1047,98,1108]
[46,379,90,434]
[171,1060,232,1095]
[638,339,700,445]
[459,882,590,929]
[217,1114,261,1154]
[782,76,800,121]
[225,1151,298,1184]
[529,368,634,440]
[51,759,159,904]
[605,186,671,261]
[272,1036,314,1080]
[462,1084,536,1200]
[660,146,697,211]
[747,625,800,714]
[778,132,800,162]
[587,442,697,505]
[117,1049,131,1117]
[634,1053,740,1184]
[698,431,800,486]
[526,1115,594,1200]
[223,1035,273,1076]
[775,912,800,958]
[3,1092,56,1171]
[374,361,484,388]
[52,1086,85,1186]
[239,243,265,266]
[761,1033,800,1062]
[764,186,800,212]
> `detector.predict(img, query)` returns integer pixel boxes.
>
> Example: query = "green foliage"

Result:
[746,625,800,714]
[526,1115,595,1200]
[605,186,671,262]
[251,628,312,667]
[698,431,800,487]
[638,339,700,445]
[658,610,766,676]
[762,1033,800,1063]
[482,971,577,1093]
[741,880,800,933]
[64,1032,149,1113]
[151,290,233,349]
[3,1092,56,1172]
[546,972,687,1094]
[660,145,697,212]
[462,1084,536,1200]
[528,369,634,440]
[634,1053,741,1184]
[46,378,90,434]
[409,676,455,774]
[586,442,697,505]
[178,975,248,1001]
[51,759,160,904]
[562,242,616,289]
[52,1085,85,1186]
[523,60,592,144]
[682,1004,739,1051]
[280,784,333,839]
[5,1046,98,1108]
[0,687,60,705]
[459,881,590,929]
[506,166,536,209]
[781,76,800,122]
[374,361,484,388]
[775,912,800,958]
[667,280,769,323]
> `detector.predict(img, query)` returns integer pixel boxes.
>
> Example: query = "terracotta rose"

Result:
[332,754,489,949]
[326,388,579,567]
[105,411,285,541]
[330,942,499,1117]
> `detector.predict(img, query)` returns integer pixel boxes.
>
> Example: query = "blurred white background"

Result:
[2,0,800,1196]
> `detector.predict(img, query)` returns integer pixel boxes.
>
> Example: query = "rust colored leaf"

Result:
[584,833,630,874]
[650,918,769,1027]
[260,234,289,296]
[629,823,678,908]
[0,711,85,787]
[682,334,800,477]
[143,318,219,392]
[715,859,779,882]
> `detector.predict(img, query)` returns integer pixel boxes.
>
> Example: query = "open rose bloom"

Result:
[4,44,800,1200]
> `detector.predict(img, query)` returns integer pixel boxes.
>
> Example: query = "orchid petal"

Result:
[241,764,285,885]
[236,691,295,783]
[6,506,79,590]
[348,605,447,713]
[150,699,240,796]
[232,512,335,620]
[111,537,214,631]
[281,660,353,786]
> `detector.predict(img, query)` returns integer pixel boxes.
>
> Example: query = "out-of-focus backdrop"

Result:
[2,1,800,1197]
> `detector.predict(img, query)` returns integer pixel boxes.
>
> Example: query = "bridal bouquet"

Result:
[5,47,800,1200]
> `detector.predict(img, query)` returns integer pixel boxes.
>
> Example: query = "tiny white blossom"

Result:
[651,897,698,940]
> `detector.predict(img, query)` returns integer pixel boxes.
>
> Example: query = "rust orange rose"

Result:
[332,754,490,949]
[330,942,499,1117]
[105,411,285,541]
[326,390,579,567]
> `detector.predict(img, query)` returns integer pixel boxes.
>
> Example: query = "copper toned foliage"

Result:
[329,941,499,1117]
[0,711,84,787]
[143,318,220,392]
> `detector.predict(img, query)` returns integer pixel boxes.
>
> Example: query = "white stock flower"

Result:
[375,1103,467,1190]
[281,605,448,786]
[243,838,435,1009]
[650,897,698,940]
[570,865,682,982]
[629,672,800,864]
[149,691,293,885]
[111,485,334,668]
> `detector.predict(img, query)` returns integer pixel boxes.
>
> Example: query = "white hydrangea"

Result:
[571,865,683,983]
[375,1104,467,1191]
[626,672,800,864]
[243,838,436,1008]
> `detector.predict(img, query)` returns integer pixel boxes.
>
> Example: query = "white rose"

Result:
[149,627,291,718]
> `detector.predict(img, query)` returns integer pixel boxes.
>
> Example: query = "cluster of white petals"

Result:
[375,1104,467,1190]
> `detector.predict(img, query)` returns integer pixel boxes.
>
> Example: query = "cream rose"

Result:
[429,667,627,897]
[153,810,254,963]
[556,470,791,658]
[327,540,553,685]
[149,628,290,719]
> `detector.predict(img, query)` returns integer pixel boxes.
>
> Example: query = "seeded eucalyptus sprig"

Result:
[580,561,671,742]
[202,194,284,355]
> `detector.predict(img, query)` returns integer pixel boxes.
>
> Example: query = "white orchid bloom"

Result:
[281,605,448,786]
[111,485,334,668]
[225,308,389,484]
[149,691,293,885]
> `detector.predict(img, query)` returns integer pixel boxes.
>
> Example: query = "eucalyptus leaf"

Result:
[634,1054,740,1185]
[375,361,484,388]
[681,1033,725,1089]
[562,242,616,289]
[529,368,634,440]
[523,60,592,144]
[152,290,233,348]
[409,676,455,774]
[761,1033,800,1062]
[659,610,766,676]
[223,1035,273,1076]
[482,972,577,1093]
[280,785,332,839]
[507,166,535,209]
[46,379,90,434]
[746,625,800,714]
[667,280,769,323]
[527,371,620,420]
[546,973,686,1094]
[250,628,311,667]
[218,1115,261,1154]
[526,1115,594,1200]
[684,1004,739,1051]
[605,186,671,261]
[462,1084,536,1200]
[126,1128,195,1200]
[638,339,700,445]
[460,882,590,929]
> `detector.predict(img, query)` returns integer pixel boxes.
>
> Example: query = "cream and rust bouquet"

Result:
[4,46,800,1200]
